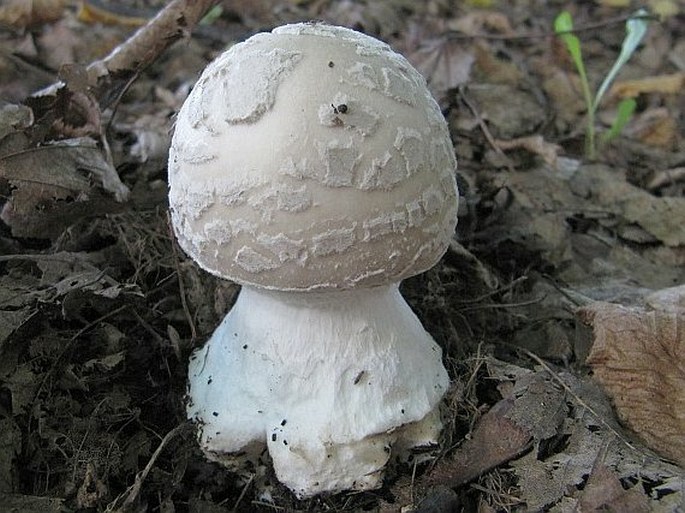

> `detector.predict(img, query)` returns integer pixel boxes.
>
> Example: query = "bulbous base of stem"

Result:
[187,283,449,498]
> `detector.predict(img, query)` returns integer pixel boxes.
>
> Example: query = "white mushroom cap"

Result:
[168,22,458,291]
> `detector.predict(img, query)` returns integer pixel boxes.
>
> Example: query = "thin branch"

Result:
[93,0,220,76]
[444,12,658,42]
[33,0,220,101]
[106,422,192,512]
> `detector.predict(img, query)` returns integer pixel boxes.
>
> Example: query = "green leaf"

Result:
[601,97,637,144]
[554,12,584,74]
[553,11,573,33]
[200,5,223,25]
[593,9,650,110]
[555,10,595,157]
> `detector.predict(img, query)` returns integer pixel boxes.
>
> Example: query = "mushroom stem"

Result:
[187,283,449,497]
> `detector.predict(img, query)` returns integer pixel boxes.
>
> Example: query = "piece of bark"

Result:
[579,290,685,466]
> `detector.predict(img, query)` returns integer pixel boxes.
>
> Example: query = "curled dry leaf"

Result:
[623,107,679,149]
[0,0,65,29]
[495,135,561,167]
[579,288,685,466]
[610,71,685,98]
[0,138,130,239]
[447,10,515,36]
[404,21,476,99]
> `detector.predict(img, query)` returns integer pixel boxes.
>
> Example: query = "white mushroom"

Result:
[168,22,459,498]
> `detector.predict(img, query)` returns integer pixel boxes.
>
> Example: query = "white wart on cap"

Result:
[169,22,458,291]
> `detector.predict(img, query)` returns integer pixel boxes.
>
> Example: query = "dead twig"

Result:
[92,0,219,78]
[34,0,220,103]
[459,87,515,172]
[105,422,191,513]
[444,11,659,41]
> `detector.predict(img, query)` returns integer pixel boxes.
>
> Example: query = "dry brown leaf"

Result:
[0,138,129,239]
[407,37,476,97]
[579,293,685,466]
[648,0,682,18]
[540,69,586,131]
[574,164,685,248]
[76,463,107,509]
[473,42,523,84]
[0,104,33,143]
[37,22,81,72]
[0,0,65,29]
[447,10,515,36]
[580,464,650,513]
[428,397,533,486]
[646,284,685,312]
[495,136,561,167]
[610,72,685,98]
[624,107,679,149]
[76,0,150,27]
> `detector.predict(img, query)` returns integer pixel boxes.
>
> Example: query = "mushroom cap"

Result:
[169,23,458,291]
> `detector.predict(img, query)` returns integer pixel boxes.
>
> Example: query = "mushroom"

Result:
[168,22,459,498]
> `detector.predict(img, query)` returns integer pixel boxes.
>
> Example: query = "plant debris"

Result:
[0,0,683,511]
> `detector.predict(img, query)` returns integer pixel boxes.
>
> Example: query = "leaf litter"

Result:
[0,0,684,512]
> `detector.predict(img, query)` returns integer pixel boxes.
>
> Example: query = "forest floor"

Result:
[0,0,684,512]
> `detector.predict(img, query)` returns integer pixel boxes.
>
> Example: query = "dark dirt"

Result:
[0,1,684,512]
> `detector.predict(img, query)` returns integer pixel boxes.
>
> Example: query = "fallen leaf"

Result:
[0,103,33,143]
[428,397,532,486]
[510,418,607,511]
[646,284,685,312]
[447,11,514,36]
[539,68,586,132]
[580,463,650,513]
[83,351,125,372]
[624,107,678,149]
[648,0,681,18]
[610,72,685,98]
[600,0,631,6]
[36,21,81,71]
[0,138,130,239]
[579,292,685,466]
[77,0,149,27]
[472,42,524,84]
[0,494,63,512]
[429,363,569,487]
[495,135,561,167]
[505,371,568,440]
[584,164,685,247]
[0,0,65,29]
[76,462,108,509]
[2,364,39,416]
[403,19,476,99]
[0,419,21,492]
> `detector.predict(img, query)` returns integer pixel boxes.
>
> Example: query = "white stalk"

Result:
[187,283,449,497]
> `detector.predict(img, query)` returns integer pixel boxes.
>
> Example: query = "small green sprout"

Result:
[554,10,649,159]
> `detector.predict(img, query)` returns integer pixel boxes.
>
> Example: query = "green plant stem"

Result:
[580,74,596,159]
